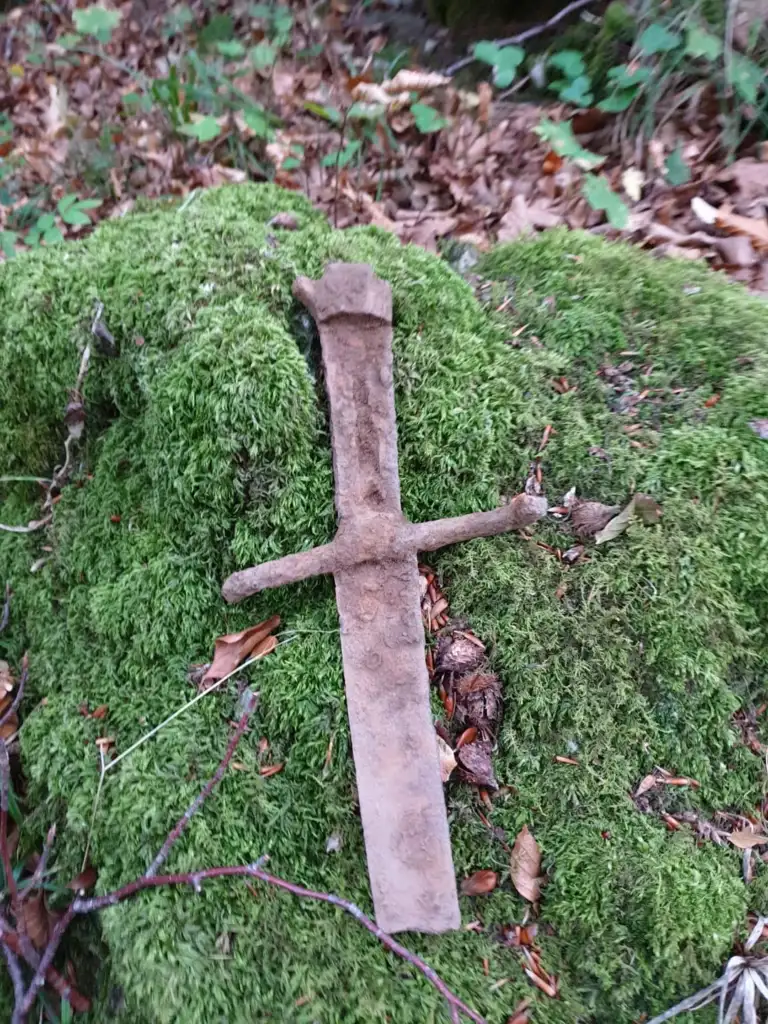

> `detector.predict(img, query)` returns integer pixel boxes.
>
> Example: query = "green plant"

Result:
[0,194,100,259]
[72,4,122,44]
[472,41,525,88]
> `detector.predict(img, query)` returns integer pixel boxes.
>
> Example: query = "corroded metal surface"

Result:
[222,264,546,933]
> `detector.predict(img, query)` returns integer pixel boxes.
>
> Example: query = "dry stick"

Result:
[9,671,484,1024]
[26,824,56,897]
[443,0,597,76]
[0,654,28,733]
[0,583,10,634]
[14,905,76,1024]
[0,734,37,975]
[0,925,90,1015]
[0,517,52,535]
[64,863,487,1024]
[144,692,258,878]
[1,937,25,1010]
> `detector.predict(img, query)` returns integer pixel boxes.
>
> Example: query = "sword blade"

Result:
[334,555,460,934]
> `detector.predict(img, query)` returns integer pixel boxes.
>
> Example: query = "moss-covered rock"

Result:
[1,184,767,1023]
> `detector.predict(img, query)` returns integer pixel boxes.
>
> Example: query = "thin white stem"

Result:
[105,636,294,775]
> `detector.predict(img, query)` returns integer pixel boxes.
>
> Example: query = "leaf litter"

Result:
[2,0,768,289]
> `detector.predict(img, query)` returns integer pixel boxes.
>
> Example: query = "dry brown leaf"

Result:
[90,704,108,720]
[259,763,284,778]
[692,197,768,253]
[457,739,498,789]
[718,158,768,201]
[67,865,98,893]
[634,774,658,798]
[436,733,457,783]
[384,70,449,93]
[21,890,52,949]
[203,615,280,684]
[510,825,543,903]
[0,661,15,696]
[729,828,768,849]
[570,500,620,538]
[460,869,498,896]
[715,234,757,267]
[497,195,561,243]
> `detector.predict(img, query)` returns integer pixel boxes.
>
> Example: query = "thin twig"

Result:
[144,692,258,878]
[67,861,486,1023]
[0,654,28,733]
[0,517,52,535]
[0,923,90,1014]
[26,825,56,897]
[14,905,75,1024]
[0,583,10,635]
[0,935,25,1010]
[105,637,293,774]
[645,978,724,1023]
[332,109,351,230]
[444,0,597,76]
[0,740,36,971]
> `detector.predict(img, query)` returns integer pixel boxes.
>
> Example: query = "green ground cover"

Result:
[1,183,767,1022]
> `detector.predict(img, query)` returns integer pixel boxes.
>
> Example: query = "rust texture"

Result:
[221,263,547,933]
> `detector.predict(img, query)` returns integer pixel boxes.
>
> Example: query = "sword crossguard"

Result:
[221,494,547,603]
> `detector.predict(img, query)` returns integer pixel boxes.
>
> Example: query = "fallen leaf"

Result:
[384,69,449,92]
[715,235,757,267]
[457,739,498,789]
[259,763,284,778]
[691,197,768,253]
[510,825,543,903]
[20,891,52,949]
[621,167,645,202]
[704,393,721,408]
[507,998,532,1024]
[203,615,280,683]
[570,500,620,538]
[460,869,498,896]
[561,544,584,566]
[436,633,485,675]
[749,419,768,440]
[634,494,663,525]
[456,726,478,749]
[268,212,300,230]
[497,195,561,243]
[67,865,98,893]
[90,704,108,720]
[436,733,457,783]
[729,828,768,849]
[634,774,658,798]
[0,661,15,696]
[717,159,768,201]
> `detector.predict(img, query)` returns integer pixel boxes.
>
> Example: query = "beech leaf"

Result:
[461,870,498,896]
[510,825,543,903]
[203,615,280,683]
[729,828,768,849]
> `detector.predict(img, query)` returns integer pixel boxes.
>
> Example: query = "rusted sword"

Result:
[222,264,546,933]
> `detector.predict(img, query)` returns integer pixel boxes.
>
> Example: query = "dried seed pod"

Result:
[570,499,621,538]
[456,739,498,790]
[435,633,486,675]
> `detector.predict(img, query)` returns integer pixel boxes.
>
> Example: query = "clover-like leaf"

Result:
[637,23,682,55]
[72,5,122,43]
[582,174,629,229]
[179,116,223,142]
[411,102,448,134]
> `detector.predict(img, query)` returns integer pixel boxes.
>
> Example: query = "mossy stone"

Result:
[1,184,767,1022]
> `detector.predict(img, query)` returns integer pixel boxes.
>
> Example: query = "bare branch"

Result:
[0,653,28,733]
[144,692,258,878]
[0,516,52,535]
[0,583,10,634]
[443,0,597,76]
[0,935,25,1012]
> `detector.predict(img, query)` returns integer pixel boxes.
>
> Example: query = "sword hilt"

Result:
[221,494,547,603]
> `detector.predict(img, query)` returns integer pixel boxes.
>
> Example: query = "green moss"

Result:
[1,187,767,1023]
